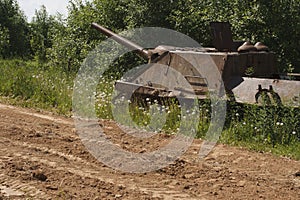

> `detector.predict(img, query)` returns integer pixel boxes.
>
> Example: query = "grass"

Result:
[0,59,299,160]
[0,59,74,116]
[221,102,300,159]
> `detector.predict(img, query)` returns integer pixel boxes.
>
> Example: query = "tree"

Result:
[123,0,177,28]
[48,0,123,72]
[48,0,177,72]
[47,0,300,72]
[256,0,300,72]
[0,0,30,58]
[0,25,9,57]
[169,0,300,72]
[29,5,54,62]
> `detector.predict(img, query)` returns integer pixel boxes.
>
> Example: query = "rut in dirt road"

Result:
[0,104,299,199]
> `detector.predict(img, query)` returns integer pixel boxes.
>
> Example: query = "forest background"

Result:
[1,0,299,73]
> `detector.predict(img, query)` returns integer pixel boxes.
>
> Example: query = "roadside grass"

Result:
[0,59,74,116]
[0,59,299,160]
[226,140,300,160]
[221,103,300,159]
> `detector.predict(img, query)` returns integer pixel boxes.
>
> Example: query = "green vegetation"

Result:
[0,0,299,159]
[1,58,299,159]
[222,103,300,159]
[1,0,300,72]
[0,59,73,115]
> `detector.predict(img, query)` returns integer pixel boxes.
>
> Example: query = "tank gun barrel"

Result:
[91,23,149,60]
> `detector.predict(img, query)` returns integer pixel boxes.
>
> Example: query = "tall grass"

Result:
[0,59,74,115]
[222,103,300,159]
[0,59,299,159]
[95,77,300,160]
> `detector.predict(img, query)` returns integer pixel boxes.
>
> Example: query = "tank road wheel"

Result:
[255,85,282,106]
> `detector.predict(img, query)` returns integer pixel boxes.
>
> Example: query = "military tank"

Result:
[91,22,300,107]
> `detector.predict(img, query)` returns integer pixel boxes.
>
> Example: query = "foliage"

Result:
[222,103,299,146]
[47,0,101,72]
[170,0,300,72]
[0,0,300,159]
[123,0,177,28]
[221,103,300,159]
[49,0,299,72]
[0,25,9,55]
[0,0,30,58]
[256,0,300,72]
[29,5,56,63]
[0,59,73,115]
[47,23,92,72]
[1,0,299,71]
[0,59,299,159]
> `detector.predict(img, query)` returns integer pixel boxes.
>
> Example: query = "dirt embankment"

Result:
[0,104,299,199]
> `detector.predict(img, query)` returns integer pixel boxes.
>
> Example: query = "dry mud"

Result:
[0,104,299,199]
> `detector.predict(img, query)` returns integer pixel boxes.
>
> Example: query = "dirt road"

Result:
[0,104,299,199]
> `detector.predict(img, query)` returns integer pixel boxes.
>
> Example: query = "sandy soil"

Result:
[0,103,299,199]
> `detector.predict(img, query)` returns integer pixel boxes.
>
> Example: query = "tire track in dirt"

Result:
[0,104,72,126]
[0,173,50,199]
[0,136,198,199]
[0,103,300,199]
[2,134,299,200]
[0,103,202,199]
